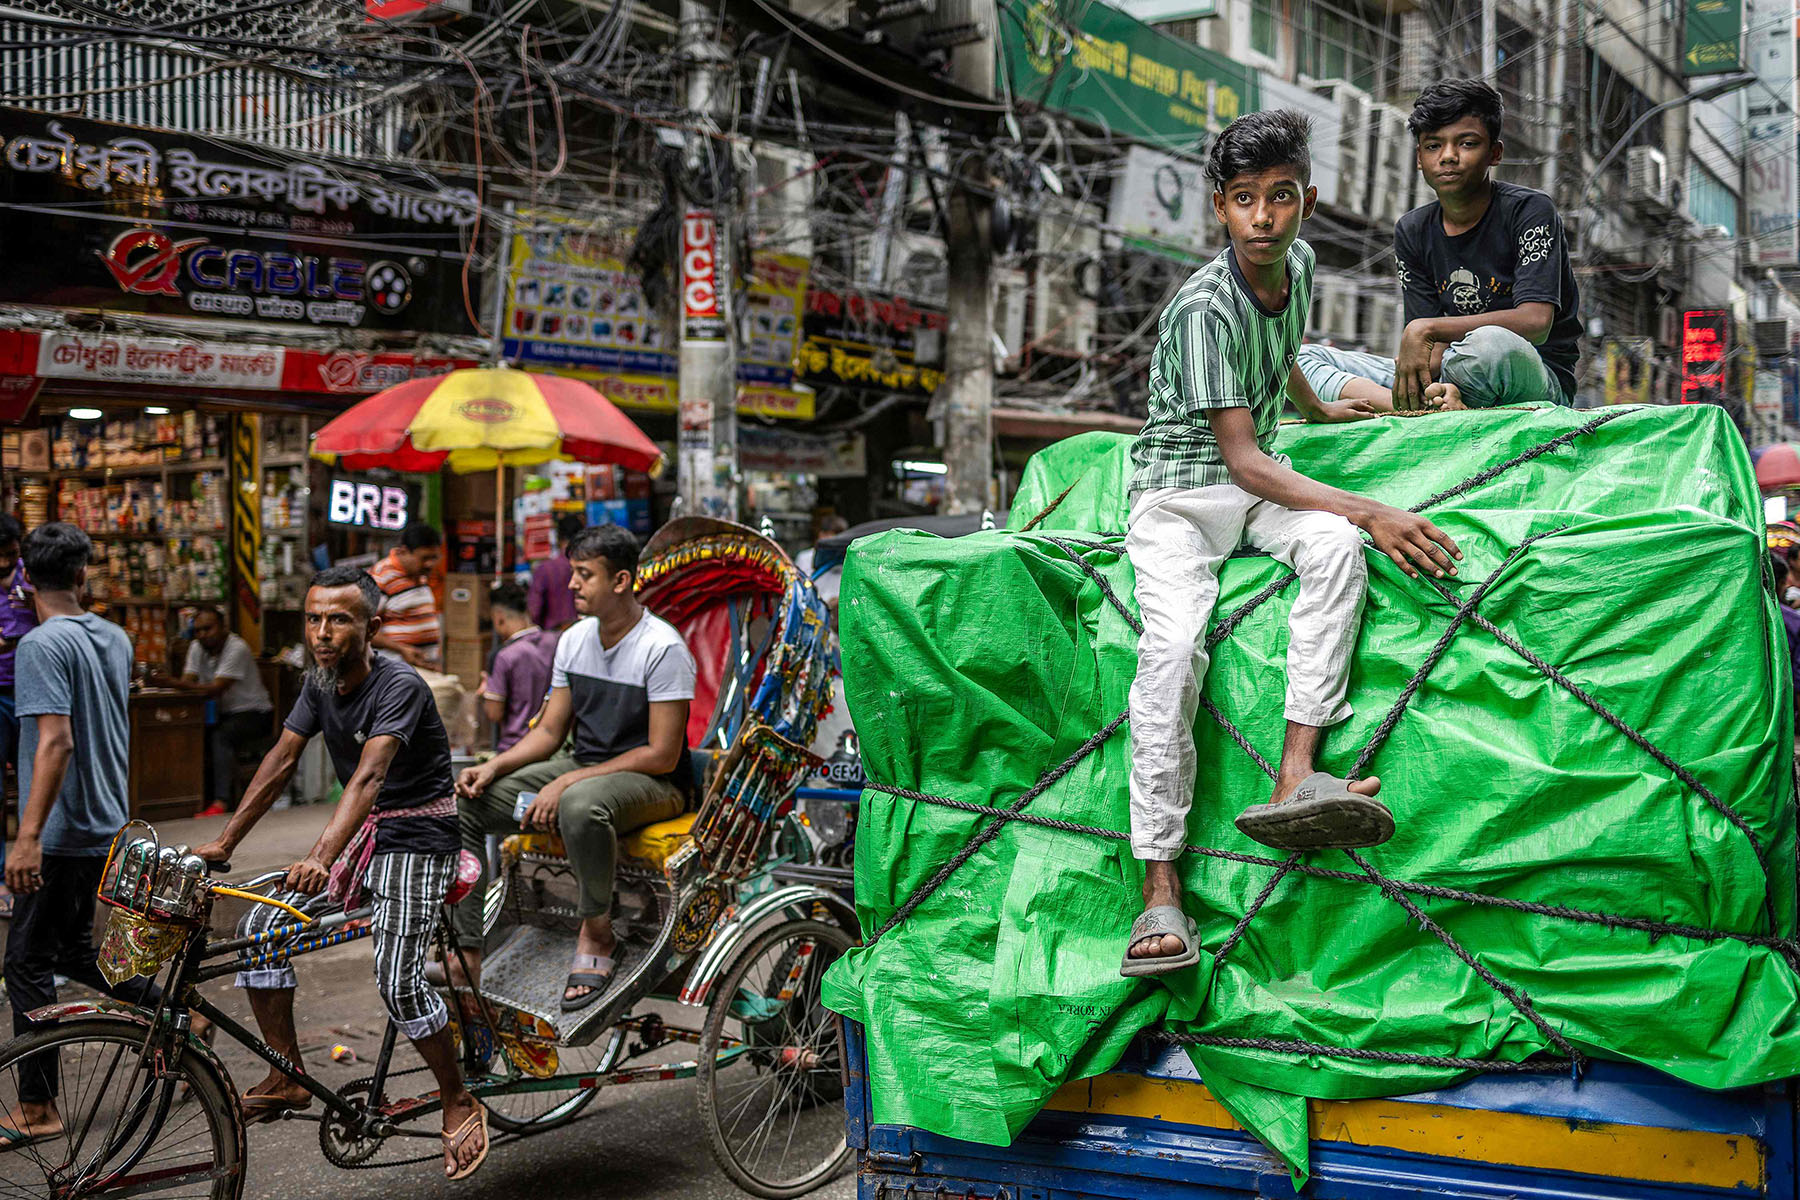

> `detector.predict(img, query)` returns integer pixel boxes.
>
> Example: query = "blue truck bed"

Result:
[843,1021,1797,1199]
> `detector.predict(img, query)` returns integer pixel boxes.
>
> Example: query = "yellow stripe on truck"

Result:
[1044,1074,1762,1191]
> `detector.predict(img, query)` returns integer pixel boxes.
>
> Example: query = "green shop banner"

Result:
[1684,0,1742,75]
[999,0,1258,150]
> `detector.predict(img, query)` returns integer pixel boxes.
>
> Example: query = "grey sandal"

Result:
[561,952,617,1012]
[1120,904,1200,978]
[1234,772,1395,851]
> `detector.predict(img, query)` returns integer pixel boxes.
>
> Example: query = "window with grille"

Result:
[1296,0,1392,94]
[1250,0,1278,59]
[1686,161,1739,238]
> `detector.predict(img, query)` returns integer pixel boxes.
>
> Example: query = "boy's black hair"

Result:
[400,521,442,551]
[490,581,529,616]
[1407,78,1504,142]
[21,523,91,592]
[1774,550,1791,589]
[308,565,383,620]
[556,513,585,543]
[1206,109,1312,190]
[567,523,641,580]
[0,515,23,549]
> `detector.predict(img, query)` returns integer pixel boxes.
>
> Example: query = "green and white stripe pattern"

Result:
[1129,239,1314,497]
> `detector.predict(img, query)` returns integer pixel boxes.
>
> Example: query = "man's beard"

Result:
[306,639,364,692]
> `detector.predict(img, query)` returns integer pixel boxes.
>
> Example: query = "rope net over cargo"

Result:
[856,407,1800,1078]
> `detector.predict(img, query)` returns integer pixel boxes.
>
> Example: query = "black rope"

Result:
[867,709,1131,942]
[860,782,1800,955]
[1211,852,1300,966]
[1143,1030,1574,1074]
[1405,408,1630,514]
[1347,528,1560,780]
[1344,849,1580,1062]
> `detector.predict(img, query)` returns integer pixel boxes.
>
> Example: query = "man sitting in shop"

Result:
[1296,78,1581,412]
[152,606,275,816]
[451,525,696,1012]
[370,522,444,671]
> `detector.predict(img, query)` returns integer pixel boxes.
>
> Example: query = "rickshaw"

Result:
[0,518,858,1199]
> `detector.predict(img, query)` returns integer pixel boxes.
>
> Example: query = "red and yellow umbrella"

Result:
[310,367,664,475]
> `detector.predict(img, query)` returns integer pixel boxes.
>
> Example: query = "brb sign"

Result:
[681,211,725,342]
[327,479,410,530]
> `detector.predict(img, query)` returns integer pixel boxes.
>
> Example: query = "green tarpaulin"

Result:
[820,405,1800,1180]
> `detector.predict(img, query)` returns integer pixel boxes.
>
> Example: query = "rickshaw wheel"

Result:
[696,918,854,1198]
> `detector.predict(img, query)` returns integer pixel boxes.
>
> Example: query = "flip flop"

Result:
[0,1122,57,1151]
[1234,773,1395,851]
[1120,904,1200,978]
[560,953,616,1013]
[442,1104,490,1181]
[240,1090,312,1125]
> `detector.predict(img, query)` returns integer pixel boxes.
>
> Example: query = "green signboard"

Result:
[1683,0,1742,75]
[998,0,1258,150]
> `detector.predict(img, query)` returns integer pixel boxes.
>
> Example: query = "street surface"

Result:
[8,806,857,1200]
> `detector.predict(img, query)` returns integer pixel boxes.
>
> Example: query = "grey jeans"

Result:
[452,754,686,945]
[1297,326,1568,408]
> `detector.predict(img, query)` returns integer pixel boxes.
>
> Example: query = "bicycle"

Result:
[0,815,854,1199]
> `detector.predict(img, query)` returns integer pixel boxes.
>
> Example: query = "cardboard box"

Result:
[443,574,491,638]
[442,635,487,689]
[19,429,49,474]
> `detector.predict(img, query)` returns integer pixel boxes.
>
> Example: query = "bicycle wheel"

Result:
[696,919,854,1199]
[473,1021,625,1135]
[0,1015,242,1200]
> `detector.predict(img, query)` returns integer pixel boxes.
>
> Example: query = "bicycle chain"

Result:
[320,1072,454,1170]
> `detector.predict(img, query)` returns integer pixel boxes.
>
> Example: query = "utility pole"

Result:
[677,0,738,521]
[941,168,994,515]
[1541,0,1572,203]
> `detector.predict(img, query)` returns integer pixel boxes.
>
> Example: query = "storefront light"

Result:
[68,407,103,421]
[895,460,948,476]
[145,406,171,415]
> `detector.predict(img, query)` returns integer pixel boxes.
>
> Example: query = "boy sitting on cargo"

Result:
[1296,79,1581,413]
[1123,111,1462,977]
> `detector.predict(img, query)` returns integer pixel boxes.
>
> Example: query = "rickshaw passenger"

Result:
[453,525,697,1011]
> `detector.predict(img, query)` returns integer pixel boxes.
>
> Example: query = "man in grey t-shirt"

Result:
[153,606,274,814]
[2,523,141,1141]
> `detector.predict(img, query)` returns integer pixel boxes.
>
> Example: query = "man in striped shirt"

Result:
[370,523,443,671]
[1122,111,1463,978]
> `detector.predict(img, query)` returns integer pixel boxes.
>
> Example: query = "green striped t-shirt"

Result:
[1129,239,1314,497]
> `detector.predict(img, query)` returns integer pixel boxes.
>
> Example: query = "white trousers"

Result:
[1125,485,1368,860]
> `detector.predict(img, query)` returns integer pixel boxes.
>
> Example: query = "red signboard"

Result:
[366,0,468,20]
[1681,309,1730,404]
[681,211,725,342]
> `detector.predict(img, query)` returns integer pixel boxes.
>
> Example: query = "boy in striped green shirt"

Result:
[1122,111,1463,978]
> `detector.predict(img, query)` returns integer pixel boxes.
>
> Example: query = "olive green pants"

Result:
[452,753,685,946]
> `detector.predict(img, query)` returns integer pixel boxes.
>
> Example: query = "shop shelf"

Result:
[103,596,225,606]
[263,454,312,468]
[51,457,228,479]
[87,527,228,540]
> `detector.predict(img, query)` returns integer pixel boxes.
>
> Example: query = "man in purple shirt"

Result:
[527,514,585,633]
[0,516,36,913]
[481,582,560,752]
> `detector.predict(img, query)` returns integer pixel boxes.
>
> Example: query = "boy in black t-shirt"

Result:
[194,567,488,1181]
[1297,78,1581,411]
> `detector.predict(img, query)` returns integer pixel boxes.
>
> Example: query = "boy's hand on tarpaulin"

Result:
[1360,506,1462,579]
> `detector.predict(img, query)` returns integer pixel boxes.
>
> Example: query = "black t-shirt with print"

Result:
[283,651,458,854]
[1393,180,1581,401]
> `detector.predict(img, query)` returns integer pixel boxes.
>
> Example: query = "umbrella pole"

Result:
[494,461,505,586]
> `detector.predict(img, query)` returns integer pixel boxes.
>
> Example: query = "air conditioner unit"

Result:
[1756,318,1792,358]
[752,145,816,258]
[1311,80,1373,215]
[1625,146,1670,212]
[994,267,1028,365]
[1363,284,1402,356]
[1031,207,1100,357]
[887,230,948,306]
[1311,270,1360,343]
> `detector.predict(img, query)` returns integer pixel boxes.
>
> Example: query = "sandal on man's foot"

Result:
[240,1089,311,1125]
[560,953,616,1012]
[1120,904,1200,978]
[1234,773,1394,851]
[442,1105,490,1181]
[0,1119,60,1151]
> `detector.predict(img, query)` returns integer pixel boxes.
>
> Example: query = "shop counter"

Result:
[129,688,205,822]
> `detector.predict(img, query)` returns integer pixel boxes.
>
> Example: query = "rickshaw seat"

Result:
[621,813,697,866]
